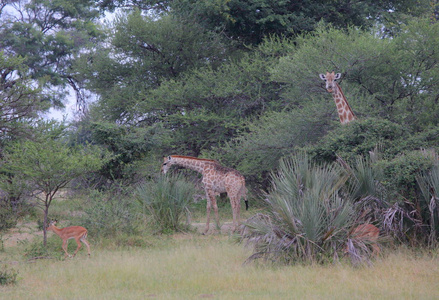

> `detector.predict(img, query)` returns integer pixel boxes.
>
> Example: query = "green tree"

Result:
[172,0,430,45]
[0,125,108,245]
[85,120,169,183]
[0,0,102,109]
[74,11,228,123]
[0,51,49,143]
[270,20,439,129]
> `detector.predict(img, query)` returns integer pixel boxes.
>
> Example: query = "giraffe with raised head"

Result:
[161,155,248,234]
[319,72,356,124]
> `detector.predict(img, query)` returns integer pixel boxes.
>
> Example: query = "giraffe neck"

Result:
[170,156,213,174]
[332,83,356,124]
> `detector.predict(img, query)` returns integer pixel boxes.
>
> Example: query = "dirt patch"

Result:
[2,221,43,248]
[191,222,236,234]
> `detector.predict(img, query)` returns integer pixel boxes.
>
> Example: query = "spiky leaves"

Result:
[136,174,194,234]
[241,153,361,264]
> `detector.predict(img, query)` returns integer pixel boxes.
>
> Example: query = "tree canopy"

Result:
[1,0,439,227]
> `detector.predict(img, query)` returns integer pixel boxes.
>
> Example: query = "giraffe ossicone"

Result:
[161,155,248,234]
[319,71,356,125]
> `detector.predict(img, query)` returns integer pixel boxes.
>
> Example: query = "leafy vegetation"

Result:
[136,174,194,233]
[0,265,18,285]
[239,153,381,265]
[1,0,439,270]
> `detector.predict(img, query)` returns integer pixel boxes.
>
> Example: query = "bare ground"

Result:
[2,221,42,248]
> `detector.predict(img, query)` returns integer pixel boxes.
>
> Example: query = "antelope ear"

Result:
[335,73,342,80]
[168,156,172,160]
[319,74,326,80]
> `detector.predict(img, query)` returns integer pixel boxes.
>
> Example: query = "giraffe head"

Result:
[319,72,341,93]
[161,156,173,174]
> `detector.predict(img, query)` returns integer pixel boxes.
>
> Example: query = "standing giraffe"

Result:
[319,72,356,124]
[161,155,248,234]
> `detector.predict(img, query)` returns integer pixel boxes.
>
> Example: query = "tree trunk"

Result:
[43,203,49,246]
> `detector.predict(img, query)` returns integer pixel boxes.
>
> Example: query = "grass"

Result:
[1,190,439,299]
[1,234,439,299]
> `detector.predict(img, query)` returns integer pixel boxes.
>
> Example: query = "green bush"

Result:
[0,265,18,285]
[378,149,438,201]
[136,174,194,234]
[81,190,139,238]
[309,118,408,163]
[0,200,17,232]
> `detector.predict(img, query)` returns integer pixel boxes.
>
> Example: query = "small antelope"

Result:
[46,220,91,258]
[348,223,380,256]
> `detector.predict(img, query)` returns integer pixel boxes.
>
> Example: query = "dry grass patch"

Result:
[1,236,439,299]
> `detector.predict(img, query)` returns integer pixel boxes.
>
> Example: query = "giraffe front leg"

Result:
[204,190,220,234]
[211,195,220,231]
[204,193,212,235]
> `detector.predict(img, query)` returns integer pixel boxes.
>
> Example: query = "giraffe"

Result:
[319,72,356,124]
[161,155,248,234]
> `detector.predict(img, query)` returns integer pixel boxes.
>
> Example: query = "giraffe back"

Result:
[202,162,245,194]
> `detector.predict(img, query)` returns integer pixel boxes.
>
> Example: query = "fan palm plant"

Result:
[240,153,367,264]
[416,163,439,247]
[136,174,194,233]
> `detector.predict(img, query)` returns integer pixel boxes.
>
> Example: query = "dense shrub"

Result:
[80,190,139,238]
[309,118,408,163]
[378,149,438,200]
[0,199,17,232]
[0,265,18,285]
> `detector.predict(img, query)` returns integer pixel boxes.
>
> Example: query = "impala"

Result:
[347,223,380,256]
[46,220,91,258]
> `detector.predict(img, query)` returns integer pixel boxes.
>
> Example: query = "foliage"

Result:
[80,190,140,238]
[239,153,381,265]
[143,50,284,155]
[0,265,18,285]
[172,0,430,45]
[0,197,18,232]
[308,118,408,163]
[378,150,437,199]
[83,120,168,183]
[136,174,194,233]
[75,10,228,123]
[271,20,439,129]
[0,122,109,245]
[0,52,47,143]
[416,155,439,247]
[0,0,102,109]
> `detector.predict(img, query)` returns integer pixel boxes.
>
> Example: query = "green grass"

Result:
[1,234,439,299]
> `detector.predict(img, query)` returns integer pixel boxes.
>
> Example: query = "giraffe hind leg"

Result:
[229,195,240,233]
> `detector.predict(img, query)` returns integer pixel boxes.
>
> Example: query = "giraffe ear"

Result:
[319,74,326,80]
[335,73,342,80]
